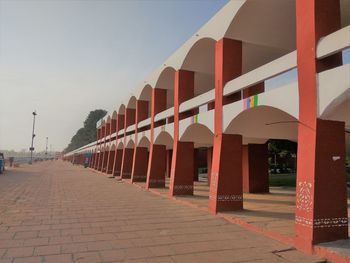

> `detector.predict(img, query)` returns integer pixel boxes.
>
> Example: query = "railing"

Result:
[64,26,350,157]
[179,89,215,113]
[154,107,174,122]
[317,25,350,59]
[138,118,152,129]
[126,124,136,133]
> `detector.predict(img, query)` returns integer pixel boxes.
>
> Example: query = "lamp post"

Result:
[45,137,48,159]
[29,111,37,164]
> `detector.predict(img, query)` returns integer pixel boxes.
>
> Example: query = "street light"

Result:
[45,137,48,159]
[29,111,37,164]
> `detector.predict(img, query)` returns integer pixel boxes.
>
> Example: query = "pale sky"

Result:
[0,0,228,152]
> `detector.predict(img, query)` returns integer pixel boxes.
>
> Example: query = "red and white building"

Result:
[64,0,350,254]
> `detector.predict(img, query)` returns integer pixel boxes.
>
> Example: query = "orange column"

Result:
[146,144,167,188]
[112,114,124,176]
[207,147,213,185]
[101,124,110,173]
[93,128,101,169]
[169,70,195,196]
[146,88,167,188]
[120,108,135,179]
[131,147,149,182]
[131,100,149,182]
[295,0,347,251]
[208,38,243,213]
[106,150,115,174]
[166,149,173,178]
[242,144,269,193]
[120,148,134,179]
[98,125,106,171]
[193,149,199,182]
[112,149,123,177]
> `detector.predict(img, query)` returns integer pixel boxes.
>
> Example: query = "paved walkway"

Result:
[0,161,324,263]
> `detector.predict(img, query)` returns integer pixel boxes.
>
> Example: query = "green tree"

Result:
[64,109,107,153]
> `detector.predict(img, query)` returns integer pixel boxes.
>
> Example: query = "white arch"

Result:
[180,123,214,148]
[127,96,137,109]
[117,141,124,149]
[118,104,126,115]
[126,139,135,149]
[225,105,298,143]
[137,136,151,148]
[154,131,174,149]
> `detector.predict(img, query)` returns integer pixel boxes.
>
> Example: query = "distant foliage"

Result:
[268,139,297,155]
[64,109,107,153]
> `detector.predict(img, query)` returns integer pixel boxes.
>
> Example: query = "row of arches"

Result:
[64,0,350,256]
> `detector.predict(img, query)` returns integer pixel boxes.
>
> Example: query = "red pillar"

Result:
[169,142,194,195]
[146,88,167,188]
[94,128,100,168]
[120,148,134,179]
[131,100,149,182]
[102,149,109,172]
[93,152,99,169]
[99,125,107,171]
[106,150,115,174]
[97,151,104,171]
[131,147,149,182]
[207,147,213,185]
[209,135,243,212]
[146,144,167,188]
[120,107,135,179]
[295,0,347,251]
[242,144,269,193]
[89,152,95,168]
[112,149,123,177]
[208,38,243,213]
[193,149,199,182]
[169,70,195,196]
[166,149,173,178]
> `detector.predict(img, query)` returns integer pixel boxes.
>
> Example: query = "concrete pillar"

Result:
[193,149,199,182]
[93,152,98,169]
[120,148,134,179]
[169,70,195,196]
[295,0,347,251]
[169,142,194,195]
[89,152,95,168]
[112,149,123,177]
[131,147,149,182]
[296,120,347,249]
[209,134,243,212]
[97,151,104,171]
[131,100,149,182]
[209,38,243,213]
[242,144,269,193]
[106,150,115,174]
[146,144,167,188]
[146,88,167,187]
[207,147,213,185]
[166,149,173,178]
[99,125,107,172]
[102,150,109,172]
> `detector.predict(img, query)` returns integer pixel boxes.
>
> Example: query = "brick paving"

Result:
[0,161,325,263]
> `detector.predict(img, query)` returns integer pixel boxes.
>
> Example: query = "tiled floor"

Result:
[0,161,324,263]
